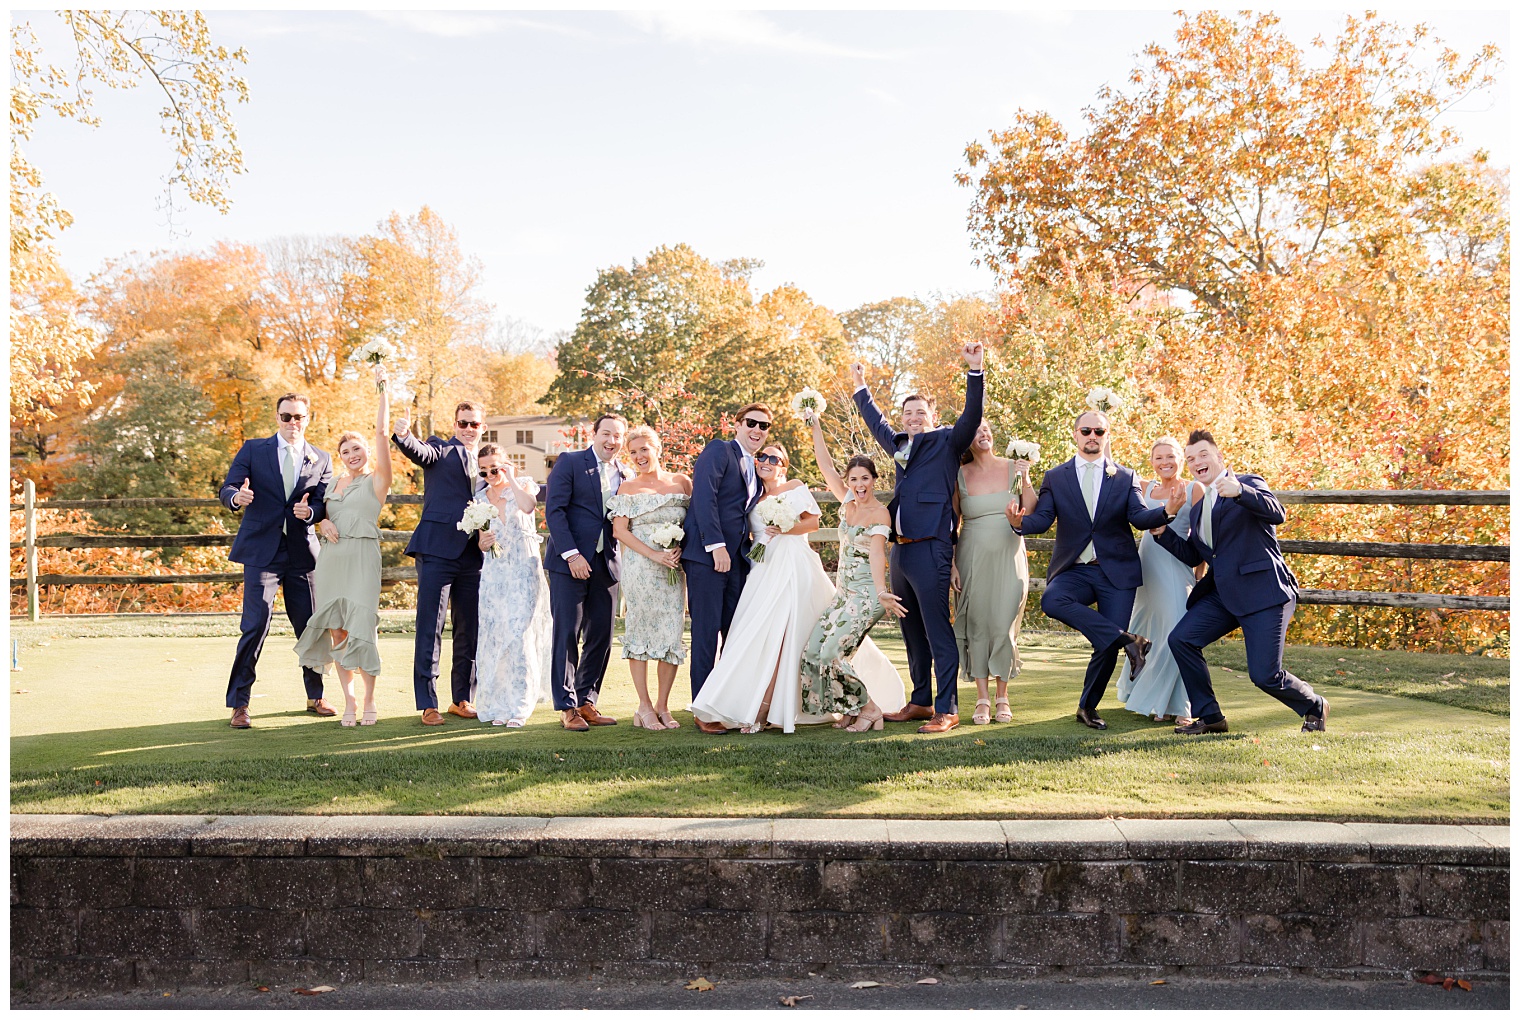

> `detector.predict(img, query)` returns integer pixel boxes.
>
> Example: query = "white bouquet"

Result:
[1085,386,1123,415]
[349,337,397,392]
[647,522,685,586]
[457,500,502,558]
[791,387,827,422]
[748,493,799,562]
[1004,438,1042,463]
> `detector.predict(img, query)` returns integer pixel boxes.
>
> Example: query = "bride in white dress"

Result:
[690,442,905,733]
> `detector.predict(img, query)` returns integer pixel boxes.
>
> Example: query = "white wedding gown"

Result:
[689,485,906,733]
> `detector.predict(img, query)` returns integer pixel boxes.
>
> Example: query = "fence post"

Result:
[24,479,40,622]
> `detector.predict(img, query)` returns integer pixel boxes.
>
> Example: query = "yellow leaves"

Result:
[685,977,715,992]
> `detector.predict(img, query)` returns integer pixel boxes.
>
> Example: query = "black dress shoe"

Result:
[1120,633,1151,679]
[1175,717,1229,735]
[1075,707,1107,730]
[1301,698,1328,733]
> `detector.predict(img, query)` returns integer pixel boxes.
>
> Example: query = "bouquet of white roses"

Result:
[1004,438,1042,463]
[457,500,502,557]
[748,493,799,562]
[1085,386,1123,415]
[349,337,397,392]
[791,387,827,422]
[647,522,685,586]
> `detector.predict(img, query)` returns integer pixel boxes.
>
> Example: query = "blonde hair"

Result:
[1151,435,1185,460]
[337,431,370,470]
[625,425,662,457]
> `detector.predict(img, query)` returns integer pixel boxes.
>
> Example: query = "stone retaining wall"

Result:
[10,815,1509,992]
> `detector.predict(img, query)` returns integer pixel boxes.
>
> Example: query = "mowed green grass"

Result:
[8,621,1509,822]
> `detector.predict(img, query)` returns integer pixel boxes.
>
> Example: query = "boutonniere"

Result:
[1104,461,1117,478]
[305,450,318,465]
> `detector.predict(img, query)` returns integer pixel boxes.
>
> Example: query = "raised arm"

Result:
[505,466,538,515]
[390,413,442,467]
[1230,474,1287,525]
[372,367,394,499]
[808,414,847,502]
[948,360,986,456]
[850,363,899,456]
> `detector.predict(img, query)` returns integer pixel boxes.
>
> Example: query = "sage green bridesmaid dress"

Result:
[294,475,383,676]
[953,462,1030,682]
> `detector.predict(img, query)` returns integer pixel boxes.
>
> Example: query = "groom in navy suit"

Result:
[683,403,771,734]
[853,342,985,733]
[1152,430,1328,734]
[392,400,488,726]
[220,392,333,728]
[1009,409,1184,730]
[544,413,628,731]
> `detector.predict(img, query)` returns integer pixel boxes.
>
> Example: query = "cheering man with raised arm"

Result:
[852,342,985,733]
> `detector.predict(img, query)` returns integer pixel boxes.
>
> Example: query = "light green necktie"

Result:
[282,445,298,535]
[1201,486,1217,548]
[596,459,613,553]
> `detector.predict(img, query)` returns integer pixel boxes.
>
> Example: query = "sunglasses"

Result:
[456,420,482,429]
[478,466,504,478]
[741,417,772,431]
[1079,427,1107,437]
[278,412,308,423]
[755,453,783,465]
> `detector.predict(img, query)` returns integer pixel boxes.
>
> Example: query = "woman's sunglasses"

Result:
[755,453,784,465]
[478,466,505,478]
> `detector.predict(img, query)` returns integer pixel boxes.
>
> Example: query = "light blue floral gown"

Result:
[473,489,552,725]
[1116,481,1198,719]
[606,492,690,665]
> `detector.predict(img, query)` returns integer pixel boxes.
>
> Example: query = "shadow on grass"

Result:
[10,705,1510,822]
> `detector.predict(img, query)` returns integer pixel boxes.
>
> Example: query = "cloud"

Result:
[621,11,894,60]
[367,11,597,41]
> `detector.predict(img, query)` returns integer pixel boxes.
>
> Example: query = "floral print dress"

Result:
[800,518,892,715]
[606,491,691,665]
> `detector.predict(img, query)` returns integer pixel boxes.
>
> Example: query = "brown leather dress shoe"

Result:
[882,703,934,723]
[562,708,590,731]
[578,703,617,726]
[230,707,251,729]
[420,708,445,726]
[917,712,960,733]
[448,701,478,719]
[1076,707,1108,730]
[1175,717,1229,735]
[307,698,337,717]
[696,718,730,735]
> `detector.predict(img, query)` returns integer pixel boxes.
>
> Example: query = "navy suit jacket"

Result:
[1017,457,1169,590]
[853,370,985,541]
[219,435,331,572]
[682,439,761,566]
[1154,473,1298,617]
[391,432,483,560]
[543,446,625,581]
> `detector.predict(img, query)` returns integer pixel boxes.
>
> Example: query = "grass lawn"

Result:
[8,618,1508,822]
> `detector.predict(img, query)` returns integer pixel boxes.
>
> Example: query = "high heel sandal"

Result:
[972,698,992,725]
[341,704,357,728]
[633,706,662,730]
[994,696,1012,724]
[656,709,680,730]
[845,704,884,732]
[360,706,378,726]
[741,701,774,734]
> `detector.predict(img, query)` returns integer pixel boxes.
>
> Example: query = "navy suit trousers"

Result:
[226,539,323,708]
[890,538,959,715]
[685,557,748,700]
[1168,592,1321,723]
[1040,563,1135,713]
[412,552,481,711]
[547,560,616,711]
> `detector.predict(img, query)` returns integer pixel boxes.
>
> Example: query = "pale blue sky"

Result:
[19,9,1511,336]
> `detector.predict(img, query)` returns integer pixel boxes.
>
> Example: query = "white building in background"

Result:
[480,414,586,485]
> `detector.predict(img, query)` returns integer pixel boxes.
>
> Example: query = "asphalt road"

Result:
[14,975,1509,1010]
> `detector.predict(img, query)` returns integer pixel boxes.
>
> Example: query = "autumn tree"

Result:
[10,11,249,487]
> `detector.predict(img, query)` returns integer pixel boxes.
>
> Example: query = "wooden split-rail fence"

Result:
[9,481,1509,621]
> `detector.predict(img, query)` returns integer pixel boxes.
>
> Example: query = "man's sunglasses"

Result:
[456,420,482,429]
[755,453,783,465]
[478,466,504,478]
[278,412,308,423]
[1079,427,1107,437]
[741,417,772,431]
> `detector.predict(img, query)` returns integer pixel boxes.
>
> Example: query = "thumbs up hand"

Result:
[232,477,255,508]
[293,492,313,521]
